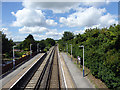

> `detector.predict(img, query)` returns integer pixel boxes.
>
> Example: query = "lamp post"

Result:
[66,43,68,53]
[37,43,39,53]
[70,44,72,61]
[13,46,15,69]
[30,44,32,56]
[79,45,84,77]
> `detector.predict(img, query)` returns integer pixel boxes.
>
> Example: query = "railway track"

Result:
[48,46,60,88]
[10,45,61,89]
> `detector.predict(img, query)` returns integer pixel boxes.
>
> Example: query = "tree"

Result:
[2,33,14,53]
[45,38,55,46]
[2,32,14,57]
[62,31,74,41]
[38,40,46,51]
[58,24,120,89]
[19,34,36,51]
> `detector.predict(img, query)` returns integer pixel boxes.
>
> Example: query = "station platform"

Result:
[60,52,94,88]
[1,50,94,89]
[1,53,44,89]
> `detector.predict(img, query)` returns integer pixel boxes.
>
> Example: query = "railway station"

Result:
[1,45,94,89]
[1,0,120,89]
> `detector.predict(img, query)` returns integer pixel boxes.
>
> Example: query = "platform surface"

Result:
[61,52,94,88]
[0,53,44,89]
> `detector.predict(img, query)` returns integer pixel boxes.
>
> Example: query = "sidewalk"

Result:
[61,52,94,88]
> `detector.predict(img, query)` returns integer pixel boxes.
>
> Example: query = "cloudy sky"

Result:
[1,0,119,41]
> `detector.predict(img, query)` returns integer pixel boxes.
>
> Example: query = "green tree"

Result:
[19,34,36,51]
[62,31,74,41]
[2,33,14,57]
[38,40,46,51]
[58,24,120,89]
[45,38,55,46]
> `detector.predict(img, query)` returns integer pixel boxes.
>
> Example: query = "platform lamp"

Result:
[79,45,84,77]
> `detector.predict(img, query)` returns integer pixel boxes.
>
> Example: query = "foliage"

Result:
[38,40,46,51]
[18,34,36,52]
[36,38,55,52]
[2,33,55,59]
[62,31,74,41]
[58,24,120,89]
[2,32,15,58]
[45,38,55,46]
[17,35,55,53]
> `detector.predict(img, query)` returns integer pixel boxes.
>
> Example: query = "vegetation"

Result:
[62,31,74,41]
[17,34,55,52]
[2,23,120,88]
[58,24,120,89]
[2,33,55,59]
[2,32,15,58]
[17,34,37,52]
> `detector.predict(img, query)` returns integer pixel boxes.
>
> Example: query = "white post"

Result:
[30,44,32,56]
[13,46,14,59]
[83,46,84,77]
[79,45,84,77]
[13,46,16,69]
[70,44,72,61]
[37,43,39,53]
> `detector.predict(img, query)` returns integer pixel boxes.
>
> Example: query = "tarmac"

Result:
[1,53,44,89]
[1,50,95,89]
[61,52,94,88]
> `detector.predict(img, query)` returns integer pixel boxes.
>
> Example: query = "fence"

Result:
[2,52,38,74]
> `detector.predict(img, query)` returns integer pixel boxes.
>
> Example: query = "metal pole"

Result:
[37,43,39,53]
[13,46,15,69]
[30,44,32,56]
[13,46,14,59]
[83,46,84,77]
[79,45,84,77]
[71,44,72,61]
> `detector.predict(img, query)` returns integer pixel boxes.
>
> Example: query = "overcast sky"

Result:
[1,0,119,41]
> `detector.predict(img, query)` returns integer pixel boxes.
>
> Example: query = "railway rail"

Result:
[10,45,61,89]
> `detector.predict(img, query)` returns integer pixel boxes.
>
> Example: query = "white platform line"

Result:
[9,53,45,89]
[57,47,67,89]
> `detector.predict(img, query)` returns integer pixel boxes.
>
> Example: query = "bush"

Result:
[58,24,120,89]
